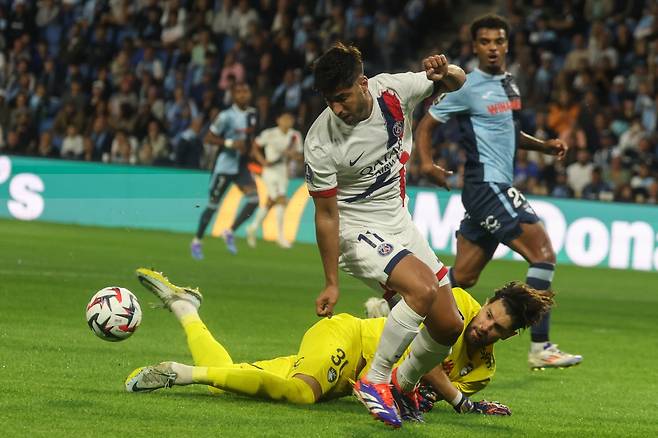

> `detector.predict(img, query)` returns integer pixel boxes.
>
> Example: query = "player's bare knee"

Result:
[404,283,436,315]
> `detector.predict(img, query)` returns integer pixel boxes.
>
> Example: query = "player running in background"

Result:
[191,82,258,259]
[304,43,466,427]
[246,109,303,249]
[415,14,582,370]
[127,269,552,420]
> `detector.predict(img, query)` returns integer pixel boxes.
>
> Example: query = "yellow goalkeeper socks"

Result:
[181,314,233,367]
[197,366,316,404]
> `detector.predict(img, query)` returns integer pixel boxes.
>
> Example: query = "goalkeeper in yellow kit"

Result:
[126,269,552,418]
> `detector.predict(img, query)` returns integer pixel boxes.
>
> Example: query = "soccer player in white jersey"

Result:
[246,109,303,248]
[303,42,466,428]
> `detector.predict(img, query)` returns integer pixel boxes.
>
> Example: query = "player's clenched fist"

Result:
[315,285,340,317]
[423,54,449,81]
[423,55,466,93]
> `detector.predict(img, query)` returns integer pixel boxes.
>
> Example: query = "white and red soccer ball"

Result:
[86,287,142,341]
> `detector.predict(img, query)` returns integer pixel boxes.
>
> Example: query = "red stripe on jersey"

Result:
[382,90,404,121]
[436,265,448,281]
[309,187,338,198]
[399,151,410,207]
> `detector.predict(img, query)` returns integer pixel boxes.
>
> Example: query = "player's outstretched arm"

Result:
[312,195,340,317]
[420,365,511,416]
[519,131,568,160]
[416,113,453,189]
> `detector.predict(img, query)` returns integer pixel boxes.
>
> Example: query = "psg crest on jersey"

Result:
[392,120,403,137]
[377,243,394,256]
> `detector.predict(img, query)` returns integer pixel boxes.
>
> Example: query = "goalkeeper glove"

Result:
[417,383,438,413]
[454,393,511,416]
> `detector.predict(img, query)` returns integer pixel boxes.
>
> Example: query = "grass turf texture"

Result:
[1,219,657,437]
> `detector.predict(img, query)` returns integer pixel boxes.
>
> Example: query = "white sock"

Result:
[396,327,452,392]
[170,362,193,385]
[531,341,550,353]
[274,204,285,239]
[366,298,424,384]
[192,237,201,245]
[170,301,197,320]
[250,207,268,230]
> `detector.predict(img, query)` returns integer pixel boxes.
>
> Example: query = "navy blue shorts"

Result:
[458,182,539,256]
[208,165,255,204]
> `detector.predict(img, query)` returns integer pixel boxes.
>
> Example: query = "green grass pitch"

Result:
[1,219,657,437]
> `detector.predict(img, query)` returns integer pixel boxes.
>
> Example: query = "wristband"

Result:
[449,392,463,407]
[452,393,474,413]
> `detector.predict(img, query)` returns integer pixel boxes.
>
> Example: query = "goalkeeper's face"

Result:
[464,300,516,348]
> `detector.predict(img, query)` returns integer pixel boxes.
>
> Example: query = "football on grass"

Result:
[86,287,142,341]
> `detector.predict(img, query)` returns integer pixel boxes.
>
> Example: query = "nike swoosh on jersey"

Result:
[349,151,365,166]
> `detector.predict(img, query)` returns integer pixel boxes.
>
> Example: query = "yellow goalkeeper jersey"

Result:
[359,287,495,396]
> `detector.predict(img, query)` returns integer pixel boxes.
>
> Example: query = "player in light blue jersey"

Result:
[416,14,582,370]
[191,82,259,258]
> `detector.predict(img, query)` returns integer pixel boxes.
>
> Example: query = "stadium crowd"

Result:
[0,0,437,167]
[0,0,656,205]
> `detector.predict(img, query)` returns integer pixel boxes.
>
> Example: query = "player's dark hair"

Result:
[489,281,554,331]
[470,14,510,41]
[313,42,363,95]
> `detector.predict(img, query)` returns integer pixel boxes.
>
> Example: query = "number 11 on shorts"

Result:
[358,231,384,248]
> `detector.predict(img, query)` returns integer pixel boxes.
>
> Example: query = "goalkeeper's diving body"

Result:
[126,269,552,418]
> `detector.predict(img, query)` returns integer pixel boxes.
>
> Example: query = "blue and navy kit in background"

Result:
[209,104,257,176]
[429,68,539,253]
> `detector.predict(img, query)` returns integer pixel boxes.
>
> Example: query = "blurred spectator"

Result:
[564,34,589,72]
[548,90,580,136]
[271,69,304,116]
[60,125,84,159]
[582,166,613,201]
[604,155,631,189]
[630,162,656,195]
[136,45,165,81]
[141,120,171,165]
[161,8,185,46]
[514,150,540,190]
[551,170,574,198]
[219,50,246,91]
[176,117,204,168]
[646,182,658,204]
[110,130,138,164]
[87,115,113,162]
[614,183,635,203]
[235,0,260,40]
[617,118,646,155]
[37,131,57,159]
[567,149,594,198]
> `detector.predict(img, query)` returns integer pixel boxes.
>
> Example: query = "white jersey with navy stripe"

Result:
[304,72,433,232]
